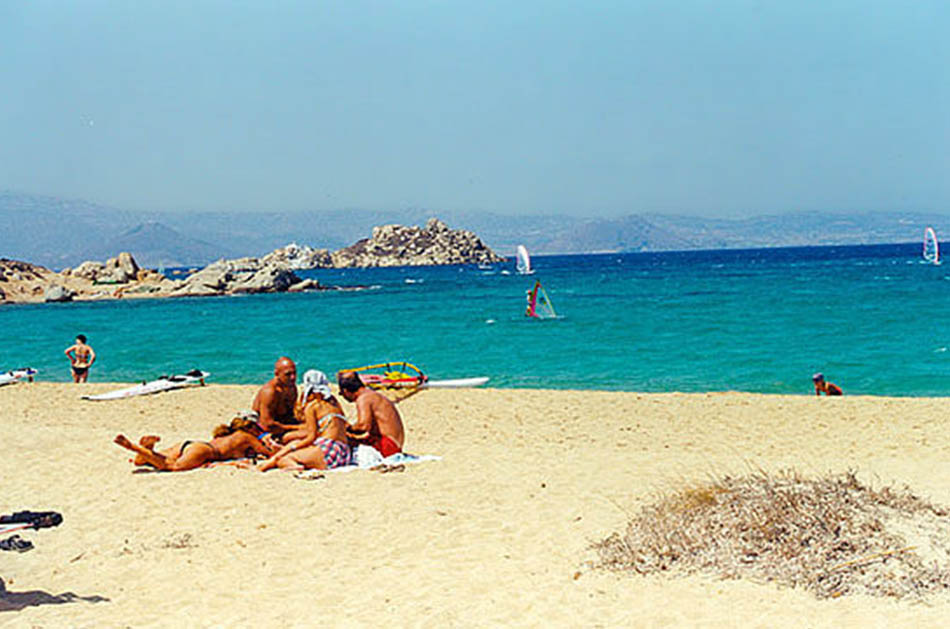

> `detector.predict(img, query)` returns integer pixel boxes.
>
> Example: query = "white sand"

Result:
[2,383,950,627]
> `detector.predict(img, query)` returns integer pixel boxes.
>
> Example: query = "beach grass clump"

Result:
[594,470,950,600]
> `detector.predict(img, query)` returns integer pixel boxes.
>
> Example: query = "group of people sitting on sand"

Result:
[114,357,405,473]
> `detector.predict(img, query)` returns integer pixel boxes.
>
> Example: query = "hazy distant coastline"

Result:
[2,190,946,269]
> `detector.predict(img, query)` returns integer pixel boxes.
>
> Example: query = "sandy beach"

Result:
[2,382,950,627]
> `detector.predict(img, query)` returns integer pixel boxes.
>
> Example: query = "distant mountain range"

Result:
[2,191,947,269]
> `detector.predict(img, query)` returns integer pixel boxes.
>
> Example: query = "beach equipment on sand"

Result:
[0,367,38,387]
[343,361,488,401]
[525,279,557,319]
[82,369,209,401]
[0,511,63,552]
[923,227,940,265]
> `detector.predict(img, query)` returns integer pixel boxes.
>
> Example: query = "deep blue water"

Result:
[3,242,948,395]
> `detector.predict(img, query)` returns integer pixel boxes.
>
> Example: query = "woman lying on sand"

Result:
[114,415,277,472]
[259,370,352,471]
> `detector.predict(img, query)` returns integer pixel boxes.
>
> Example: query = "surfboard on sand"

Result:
[0,368,38,387]
[82,370,209,401]
[421,377,490,389]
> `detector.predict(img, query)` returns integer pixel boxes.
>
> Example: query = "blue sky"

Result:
[1,0,947,217]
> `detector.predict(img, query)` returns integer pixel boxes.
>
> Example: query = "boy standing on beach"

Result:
[812,373,843,396]
[64,334,96,383]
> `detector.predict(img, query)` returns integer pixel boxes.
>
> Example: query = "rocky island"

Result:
[0,218,504,305]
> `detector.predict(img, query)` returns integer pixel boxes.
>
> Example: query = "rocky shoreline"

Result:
[0,218,504,305]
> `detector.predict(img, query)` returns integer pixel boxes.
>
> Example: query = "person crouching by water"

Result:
[114,414,277,472]
[337,370,405,457]
[64,334,96,383]
[259,370,352,471]
[812,372,843,396]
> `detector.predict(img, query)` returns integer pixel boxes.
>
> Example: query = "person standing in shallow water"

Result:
[812,373,843,396]
[64,334,96,383]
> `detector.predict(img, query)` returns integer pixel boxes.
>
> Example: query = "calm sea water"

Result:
[2,243,948,396]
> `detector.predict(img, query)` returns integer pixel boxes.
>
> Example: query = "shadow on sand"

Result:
[0,578,109,612]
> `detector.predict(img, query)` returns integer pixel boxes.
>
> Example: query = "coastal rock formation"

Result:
[0,217,502,304]
[63,253,162,285]
[43,285,75,303]
[330,218,505,268]
[170,258,303,297]
[261,243,333,269]
[0,259,59,305]
[1,254,172,305]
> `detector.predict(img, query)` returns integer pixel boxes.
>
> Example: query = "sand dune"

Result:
[2,383,950,627]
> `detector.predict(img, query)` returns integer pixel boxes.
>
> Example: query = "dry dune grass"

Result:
[595,470,950,601]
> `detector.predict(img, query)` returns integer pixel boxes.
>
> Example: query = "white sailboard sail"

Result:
[516,245,533,275]
[923,227,940,265]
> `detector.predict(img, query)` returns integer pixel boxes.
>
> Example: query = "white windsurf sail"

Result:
[923,227,940,265]
[516,245,533,275]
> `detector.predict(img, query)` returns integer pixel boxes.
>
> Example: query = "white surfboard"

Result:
[82,370,209,401]
[422,377,489,389]
[0,368,38,387]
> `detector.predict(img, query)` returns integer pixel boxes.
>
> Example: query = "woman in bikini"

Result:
[114,414,277,472]
[259,369,352,471]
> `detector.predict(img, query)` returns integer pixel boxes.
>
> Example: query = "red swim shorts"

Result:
[370,434,402,457]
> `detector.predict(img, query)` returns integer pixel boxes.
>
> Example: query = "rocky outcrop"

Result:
[330,218,504,268]
[261,242,333,269]
[0,217,502,304]
[44,285,75,302]
[170,258,303,297]
[63,252,163,284]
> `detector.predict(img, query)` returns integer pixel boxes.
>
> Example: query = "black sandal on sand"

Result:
[0,511,63,529]
[0,535,34,552]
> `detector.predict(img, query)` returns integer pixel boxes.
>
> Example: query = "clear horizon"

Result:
[2,1,948,218]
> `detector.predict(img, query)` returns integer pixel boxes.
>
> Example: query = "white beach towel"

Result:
[329,444,441,472]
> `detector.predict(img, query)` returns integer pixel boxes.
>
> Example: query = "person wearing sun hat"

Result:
[258,369,353,471]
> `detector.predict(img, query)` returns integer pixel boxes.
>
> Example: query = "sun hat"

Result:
[301,369,332,399]
[235,409,260,421]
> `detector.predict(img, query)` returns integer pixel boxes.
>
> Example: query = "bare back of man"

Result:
[252,357,299,435]
[338,371,405,457]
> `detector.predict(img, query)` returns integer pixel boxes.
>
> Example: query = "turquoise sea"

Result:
[2,242,948,396]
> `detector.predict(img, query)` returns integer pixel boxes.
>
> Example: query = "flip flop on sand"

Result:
[293,470,325,481]
[0,535,33,552]
[371,464,406,474]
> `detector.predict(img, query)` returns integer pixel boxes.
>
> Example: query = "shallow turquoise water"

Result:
[2,243,948,395]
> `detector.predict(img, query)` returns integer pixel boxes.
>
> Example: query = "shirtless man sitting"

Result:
[251,357,300,437]
[337,370,405,457]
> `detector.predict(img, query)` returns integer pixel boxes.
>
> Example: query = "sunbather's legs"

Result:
[282,447,327,470]
[114,434,170,470]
